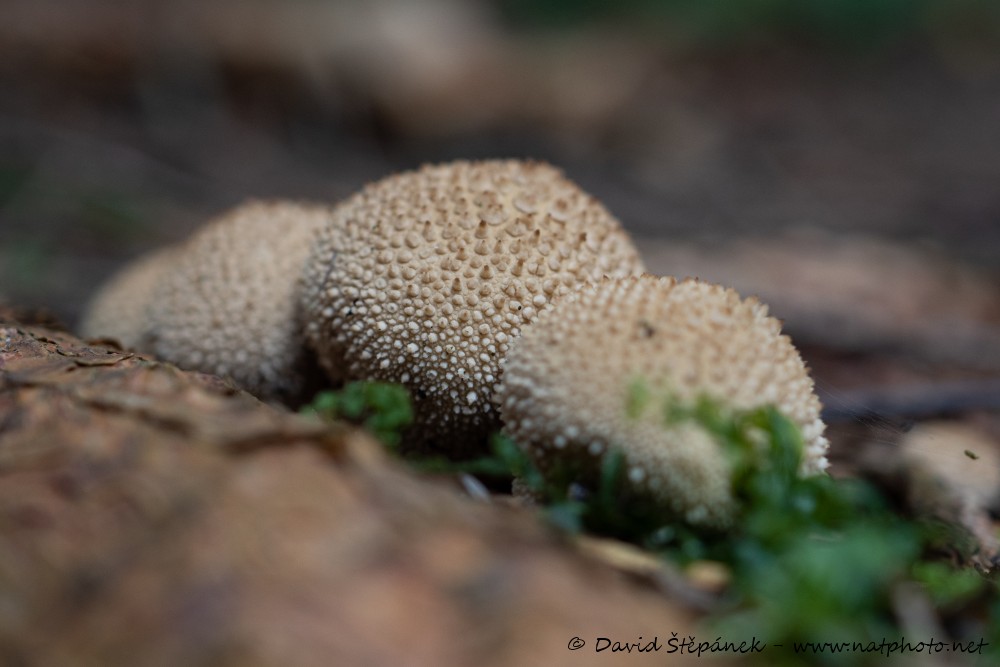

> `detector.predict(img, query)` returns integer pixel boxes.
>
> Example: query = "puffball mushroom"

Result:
[148,200,331,404]
[79,246,179,350]
[301,159,645,456]
[497,275,829,529]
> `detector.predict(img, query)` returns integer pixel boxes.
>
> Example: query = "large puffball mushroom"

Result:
[302,159,645,456]
[497,275,829,529]
[149,200,331,405]
[79,246,179,350]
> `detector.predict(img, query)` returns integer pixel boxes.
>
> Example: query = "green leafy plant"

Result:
[618,388,998,664]
[303,381,413,448]
[309,379,999,664]
[472,383,999,664]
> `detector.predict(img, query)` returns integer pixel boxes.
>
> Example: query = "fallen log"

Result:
[0,312,704,667]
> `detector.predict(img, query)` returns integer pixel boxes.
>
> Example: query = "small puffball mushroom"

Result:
[149,201,331,404]
[497,275,829,529]
[302,160,645,455]
[79,246,179,350]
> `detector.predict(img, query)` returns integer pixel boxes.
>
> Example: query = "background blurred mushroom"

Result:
[79,246,179,350]
[497,275,828,529]
[301,159,645,457]
[81,202,328,404]
[146,200,331,405]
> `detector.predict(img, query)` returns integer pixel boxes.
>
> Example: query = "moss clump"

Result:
[303,381,413,449]
[309,379,999,663]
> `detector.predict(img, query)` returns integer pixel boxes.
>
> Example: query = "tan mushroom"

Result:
[301,159,645,456]
[148,200,331,404]
[496,275,829,529]
[79,246,179,350]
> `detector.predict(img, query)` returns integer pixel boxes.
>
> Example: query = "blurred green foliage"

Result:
[913,561,990,609]
[498,0,1000,52]
[0,164,33,209]
[78,191,146,242]
[303,381,414,448]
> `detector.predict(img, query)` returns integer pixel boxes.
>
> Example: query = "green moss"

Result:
[302,381,413,448]
[309,379,999,659]
[478,389,998,662]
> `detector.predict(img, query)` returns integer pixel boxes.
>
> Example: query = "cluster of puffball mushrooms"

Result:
[81,160,829,529]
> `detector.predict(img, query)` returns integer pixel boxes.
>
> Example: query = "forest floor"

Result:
[2,2,1000,664]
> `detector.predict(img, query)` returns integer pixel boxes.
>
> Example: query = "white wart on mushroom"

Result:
[302,160,645,457]
[497,275,829,529]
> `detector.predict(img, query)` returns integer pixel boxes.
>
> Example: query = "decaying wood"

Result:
[0,315,707,667]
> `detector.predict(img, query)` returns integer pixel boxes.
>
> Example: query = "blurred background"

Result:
[2,0,999,379]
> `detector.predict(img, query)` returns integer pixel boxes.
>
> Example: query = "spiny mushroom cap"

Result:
[301,160,645,456]
[497,275,829,529]
[149,200,331,404]
[79,246,179,350]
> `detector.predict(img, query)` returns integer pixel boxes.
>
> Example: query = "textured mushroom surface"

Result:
[79,246,179,350]
[497,275,829,529]
[302,160,645,456]
[149,201,330,404]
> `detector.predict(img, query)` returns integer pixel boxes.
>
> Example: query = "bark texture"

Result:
[0,313,702,667]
